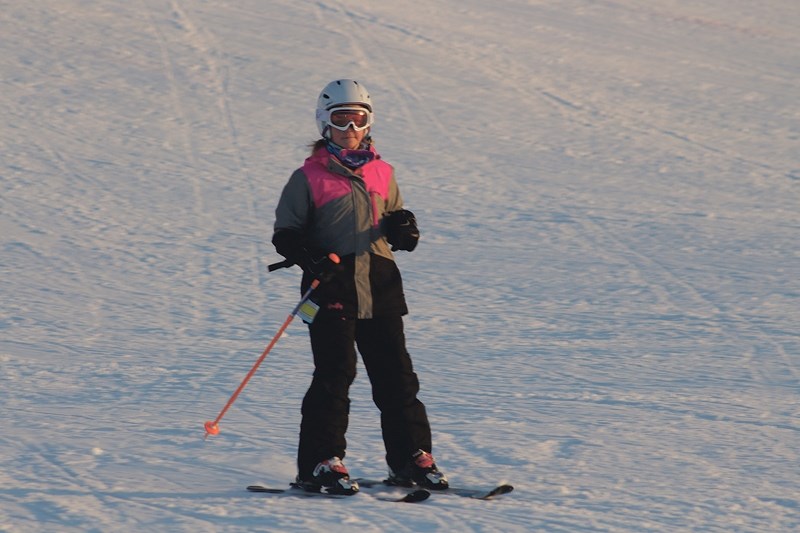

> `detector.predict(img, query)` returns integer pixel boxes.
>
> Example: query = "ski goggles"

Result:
[326,107,373,132]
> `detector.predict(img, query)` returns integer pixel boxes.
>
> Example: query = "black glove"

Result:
[304,253,342,282]
[384,209,419,252]
[272,229,306,266]
[272,229,341,282]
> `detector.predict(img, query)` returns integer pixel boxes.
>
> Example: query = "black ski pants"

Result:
[297,315,432,480]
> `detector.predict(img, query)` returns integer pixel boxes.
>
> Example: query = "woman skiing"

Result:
[272,79,448,494]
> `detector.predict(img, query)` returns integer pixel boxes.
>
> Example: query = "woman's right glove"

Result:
[272,229,341,282]
[384,209,420,252]
[303,253,341,282]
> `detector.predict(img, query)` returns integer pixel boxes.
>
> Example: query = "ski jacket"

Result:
[273,146,409,319]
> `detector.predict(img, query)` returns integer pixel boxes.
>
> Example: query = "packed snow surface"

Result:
[1,1,798,531]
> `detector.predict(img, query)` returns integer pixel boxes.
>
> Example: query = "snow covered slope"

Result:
[1,0,798,531]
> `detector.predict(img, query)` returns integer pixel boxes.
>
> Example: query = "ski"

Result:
[246,484,430,503]
[372,488,430,503]
[354,479,514,500]
[448,484,514,500]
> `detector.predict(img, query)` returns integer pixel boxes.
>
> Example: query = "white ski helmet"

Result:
[316,79,373,136]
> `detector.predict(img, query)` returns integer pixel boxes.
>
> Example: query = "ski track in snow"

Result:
[1,0,799,531]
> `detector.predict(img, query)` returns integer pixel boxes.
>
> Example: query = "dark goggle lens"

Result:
[330,109,370,128]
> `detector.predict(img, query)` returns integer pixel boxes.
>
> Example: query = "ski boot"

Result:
[295,457,359,495]
[388,449,449,490]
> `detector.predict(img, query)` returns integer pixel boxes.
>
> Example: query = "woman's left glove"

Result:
[385,209,420,252]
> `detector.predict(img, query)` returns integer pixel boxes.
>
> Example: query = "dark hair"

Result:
[309,138,327,154]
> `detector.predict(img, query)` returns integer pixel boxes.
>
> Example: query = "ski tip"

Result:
[476,484,514,499]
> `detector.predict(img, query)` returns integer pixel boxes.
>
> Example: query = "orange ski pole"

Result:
[204,253,339,438]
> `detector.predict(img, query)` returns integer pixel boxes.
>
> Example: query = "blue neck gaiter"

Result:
[326,140,375,169]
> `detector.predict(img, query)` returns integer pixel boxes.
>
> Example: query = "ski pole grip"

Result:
[268,259,294,272]
[308,253,341,290]
[269,254,337,273]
